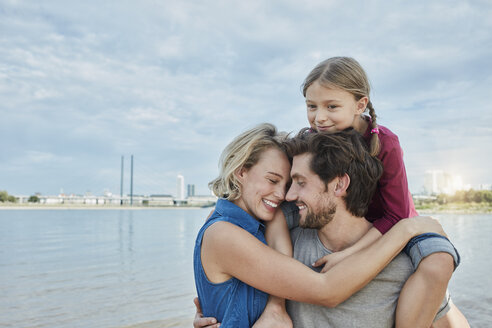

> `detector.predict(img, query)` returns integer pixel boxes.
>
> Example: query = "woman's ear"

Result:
[234,166,247,182]
[334,174,350,197]
[357,96,369,114]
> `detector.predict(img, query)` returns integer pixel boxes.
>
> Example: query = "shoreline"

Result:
[1,203,491,213]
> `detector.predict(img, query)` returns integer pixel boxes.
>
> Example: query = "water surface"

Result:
[0,209,489,327]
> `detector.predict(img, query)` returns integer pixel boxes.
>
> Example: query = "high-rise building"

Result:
[187,184,195,198]
[424,170,463,195]
[177,174,185,200]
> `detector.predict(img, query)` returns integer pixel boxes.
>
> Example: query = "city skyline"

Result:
[6,168,490,199]
[1,1,491,197]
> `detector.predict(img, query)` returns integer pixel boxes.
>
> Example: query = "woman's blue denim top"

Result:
[193,198,268,327]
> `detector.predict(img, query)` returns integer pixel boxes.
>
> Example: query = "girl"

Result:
[278,56,465,327]
[193,123,446,327]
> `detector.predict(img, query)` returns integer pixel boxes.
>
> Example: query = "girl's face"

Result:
[234,147,291,222]
[305,81,367,133]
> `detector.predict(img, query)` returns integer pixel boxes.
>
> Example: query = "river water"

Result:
[0,209,490,327]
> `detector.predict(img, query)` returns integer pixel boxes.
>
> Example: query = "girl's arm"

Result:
[265,209,292,257]
[254,209,294,327]
[313,227,382,272]
[370,134,416,233]
[202,216,445,307]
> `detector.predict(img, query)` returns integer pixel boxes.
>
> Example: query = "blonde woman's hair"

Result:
[209,123,288,201]
[302,56,381,156]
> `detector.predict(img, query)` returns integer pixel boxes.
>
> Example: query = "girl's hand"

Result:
[404,216,447,237]
[312,250,350,273]
[193,297,220,328]
[252,296,293,328]
[252,309,293,328]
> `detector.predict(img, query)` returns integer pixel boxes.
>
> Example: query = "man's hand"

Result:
[193,297,220,328]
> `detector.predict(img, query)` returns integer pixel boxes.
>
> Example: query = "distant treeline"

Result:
[0,190,16,203]
[415,189,492,204]
[0,190,39,203]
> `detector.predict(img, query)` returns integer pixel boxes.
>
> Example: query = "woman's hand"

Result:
[193,297,220,328]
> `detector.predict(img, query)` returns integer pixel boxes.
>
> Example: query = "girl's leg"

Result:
[396,252,454,327]
[396,234,461,327]
[432,302,470,328]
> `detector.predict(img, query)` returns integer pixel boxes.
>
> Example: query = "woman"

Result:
[194,123,445,327]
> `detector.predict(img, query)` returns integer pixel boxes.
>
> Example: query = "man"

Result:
[195,129,468,327]
[281,129,437,327]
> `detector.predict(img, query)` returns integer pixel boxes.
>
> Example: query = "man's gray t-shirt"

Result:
[282,202,450,328]
[288,227,413,327]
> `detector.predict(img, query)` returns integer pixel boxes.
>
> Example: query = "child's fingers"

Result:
[312,254,329,267]
[321,260,338,273]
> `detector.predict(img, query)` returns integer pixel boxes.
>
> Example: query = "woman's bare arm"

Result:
[202,216,445,307]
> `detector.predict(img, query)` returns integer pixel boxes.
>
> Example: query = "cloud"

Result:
[18,151,72,166]
[1,0,491,195]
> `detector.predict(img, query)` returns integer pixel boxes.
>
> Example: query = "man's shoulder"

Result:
[376,252,413,282]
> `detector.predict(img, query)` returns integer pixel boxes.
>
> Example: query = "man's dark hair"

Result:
[285,128,383,217]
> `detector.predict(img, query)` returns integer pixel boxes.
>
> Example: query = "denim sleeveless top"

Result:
[193,199,268,327]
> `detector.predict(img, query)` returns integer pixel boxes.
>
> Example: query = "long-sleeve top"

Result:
[362,122,418,234]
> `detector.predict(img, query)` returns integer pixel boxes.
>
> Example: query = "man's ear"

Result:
[334,174,350,197]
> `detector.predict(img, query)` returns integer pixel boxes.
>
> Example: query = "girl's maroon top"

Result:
[362,123,418,234]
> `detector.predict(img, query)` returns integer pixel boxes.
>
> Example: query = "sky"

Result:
[1,0,491,197]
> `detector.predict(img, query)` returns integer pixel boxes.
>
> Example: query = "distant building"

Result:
[478,184,492,191]
[147,194,174,206]
[177,174,185,200]
[187,195,217,207]
[187,184,195,198]
[424,170,463,195]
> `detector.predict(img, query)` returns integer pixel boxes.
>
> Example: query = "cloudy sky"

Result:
[1,0,491,197]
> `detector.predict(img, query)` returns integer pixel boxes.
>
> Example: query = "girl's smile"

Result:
[305,81,368,134]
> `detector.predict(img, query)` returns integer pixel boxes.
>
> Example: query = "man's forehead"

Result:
[291,153,314,177]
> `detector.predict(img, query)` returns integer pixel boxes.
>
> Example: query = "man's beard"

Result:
[300,200,336,229]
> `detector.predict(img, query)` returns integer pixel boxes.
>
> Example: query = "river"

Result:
[0,209,489,327]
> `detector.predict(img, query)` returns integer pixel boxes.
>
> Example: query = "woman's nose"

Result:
[274,186,285,201]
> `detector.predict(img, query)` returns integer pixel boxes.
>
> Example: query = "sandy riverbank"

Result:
[415,203,492,214]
